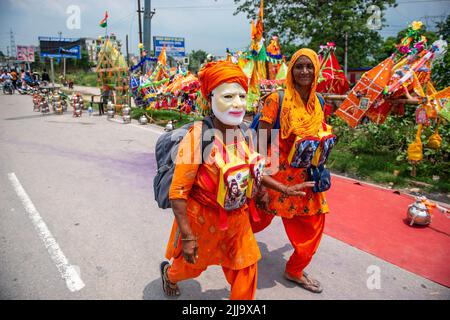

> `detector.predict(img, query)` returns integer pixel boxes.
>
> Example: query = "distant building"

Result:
[128,53,138,66]
[81,38,97,65]
[80,34,123,66]
[347,67,372,86]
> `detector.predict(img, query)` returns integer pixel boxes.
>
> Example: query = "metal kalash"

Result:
[107,101,115,118]
[406,195,449,226]
[51,91,68,115]
[32,92,42,112]
[71,93,84,117]
[139,114,148,125]
[39,90,50,114]
[122,105,131,124]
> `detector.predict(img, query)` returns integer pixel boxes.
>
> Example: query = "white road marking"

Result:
[130,123,164,135]
[108,117,164,135]
[108,118,123,125]
[7,172,85,292]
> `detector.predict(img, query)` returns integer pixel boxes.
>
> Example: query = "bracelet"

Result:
[181,237,197,242]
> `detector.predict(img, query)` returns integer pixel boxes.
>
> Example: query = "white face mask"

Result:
[211,83,247,126]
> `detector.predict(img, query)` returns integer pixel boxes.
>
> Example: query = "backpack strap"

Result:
[273,90,284,130]
[201,116,214,163]
[316,93,325,110]
[238,121,251,148]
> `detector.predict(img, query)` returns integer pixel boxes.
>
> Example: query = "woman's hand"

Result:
[255,185,270,209]
[284,181,315,196]
[262,176,315,197]
[181,238,198,264]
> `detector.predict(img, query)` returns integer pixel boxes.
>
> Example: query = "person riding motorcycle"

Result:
[1,70,14,94]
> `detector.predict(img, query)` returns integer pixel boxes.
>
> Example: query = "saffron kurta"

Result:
[165,123,261,271]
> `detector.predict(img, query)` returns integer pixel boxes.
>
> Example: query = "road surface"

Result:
[0,93,448,300]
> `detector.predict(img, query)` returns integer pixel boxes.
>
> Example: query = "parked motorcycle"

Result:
[2,79,14,95]
[17,85,32,95]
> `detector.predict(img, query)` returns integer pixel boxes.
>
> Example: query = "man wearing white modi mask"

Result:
[160,61,312,299]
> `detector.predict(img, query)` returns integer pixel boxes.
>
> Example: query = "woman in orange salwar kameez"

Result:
[253,48,331,293]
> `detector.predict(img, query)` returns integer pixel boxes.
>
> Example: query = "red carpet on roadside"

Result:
[325,175,450,287]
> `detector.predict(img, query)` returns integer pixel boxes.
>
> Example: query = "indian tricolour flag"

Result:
[99,11,108,28]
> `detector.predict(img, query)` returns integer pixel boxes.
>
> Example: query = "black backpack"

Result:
[153,116,250,209]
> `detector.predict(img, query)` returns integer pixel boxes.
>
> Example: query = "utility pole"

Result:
[137,0,143,54]
[50,58,55,87]
[58,31,66,77]
[10,29,17,59]
[144,0,156,56]
[137,0,144,72]
[126,35,130,66]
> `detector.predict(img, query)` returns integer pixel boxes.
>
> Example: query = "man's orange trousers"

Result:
[167,257,258,300]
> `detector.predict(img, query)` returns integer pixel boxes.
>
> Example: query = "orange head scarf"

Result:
[280,48,325,139]
[198,61,248,108]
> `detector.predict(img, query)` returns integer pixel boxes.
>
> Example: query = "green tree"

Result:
[188,49,208,74]
[374,25,438,62]
[432,15,450,90]
[373,19,448,90]
[373,36,397,62]
[234,0,396,67]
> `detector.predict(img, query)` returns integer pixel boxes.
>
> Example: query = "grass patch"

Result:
[64,71,98,87]
[131,108,203,129]
[327,112,450,197]
[328,140,450,195]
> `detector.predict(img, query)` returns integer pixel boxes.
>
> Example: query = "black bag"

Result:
[153,116,214,209]
[153,116,251,209]
[307,164,331,193]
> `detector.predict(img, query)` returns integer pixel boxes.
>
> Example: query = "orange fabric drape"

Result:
[280,48,325,139]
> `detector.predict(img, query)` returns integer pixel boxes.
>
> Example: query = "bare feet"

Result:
[160,261,180,297]
[284,271,323,293]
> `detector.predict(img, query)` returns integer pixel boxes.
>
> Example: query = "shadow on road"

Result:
[4,114,57,121]
[143,276,229,300]
[256,242,301,290]
[402,218,450,237]
[143,241,301,300]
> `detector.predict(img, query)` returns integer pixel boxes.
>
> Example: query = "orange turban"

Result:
[198,61,248,101]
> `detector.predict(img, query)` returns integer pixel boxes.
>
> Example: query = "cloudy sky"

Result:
[0,0,449,58]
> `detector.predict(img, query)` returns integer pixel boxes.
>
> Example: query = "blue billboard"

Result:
[39,37,82,59]
[153,36,185,58]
